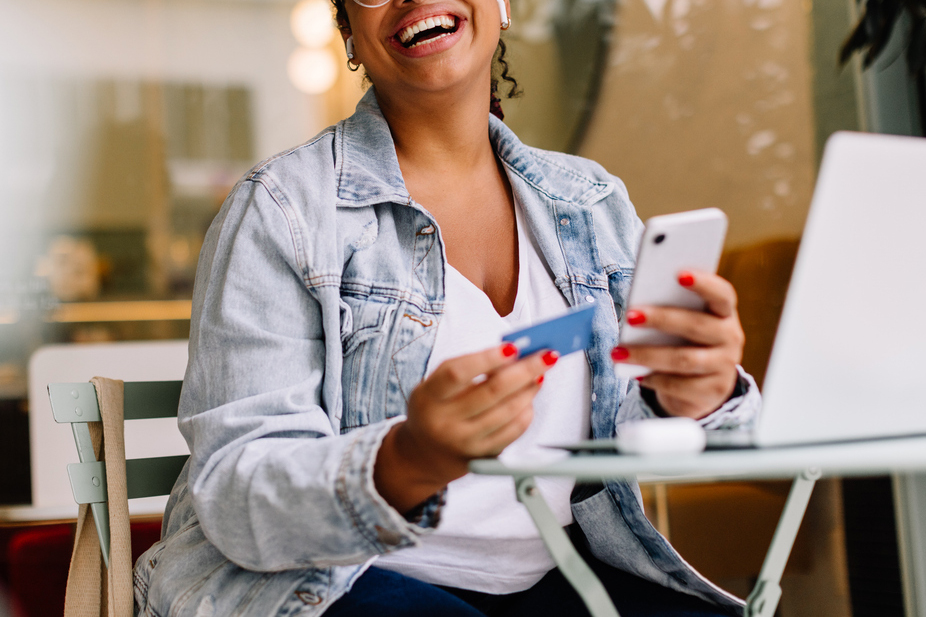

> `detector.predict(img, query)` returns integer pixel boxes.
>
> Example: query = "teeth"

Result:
[398,15,455,45]
[408,31,451,48]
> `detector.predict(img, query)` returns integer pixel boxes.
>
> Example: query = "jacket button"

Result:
[559,218,569,226]
[585,295,595,303]
[296,591,323,605]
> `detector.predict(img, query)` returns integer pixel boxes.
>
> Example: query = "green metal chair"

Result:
[47,380,188,568]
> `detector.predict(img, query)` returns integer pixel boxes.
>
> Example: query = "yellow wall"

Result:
[580,0,818,249]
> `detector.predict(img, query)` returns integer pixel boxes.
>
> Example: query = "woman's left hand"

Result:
[611,270,745,419]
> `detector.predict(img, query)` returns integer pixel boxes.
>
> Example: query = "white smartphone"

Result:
[616,208,728,378]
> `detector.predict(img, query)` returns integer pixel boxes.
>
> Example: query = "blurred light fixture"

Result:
[291,0,336,48]
[288,47,338,94]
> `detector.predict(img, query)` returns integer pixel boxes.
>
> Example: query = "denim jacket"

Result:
[134,89,760,617]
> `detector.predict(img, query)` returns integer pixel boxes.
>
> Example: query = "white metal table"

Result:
[470,435,926,617]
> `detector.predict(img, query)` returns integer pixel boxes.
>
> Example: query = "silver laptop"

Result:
[715,130,926,448]
[553,131,926,453]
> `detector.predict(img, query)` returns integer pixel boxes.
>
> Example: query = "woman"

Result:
[134,0,761,614]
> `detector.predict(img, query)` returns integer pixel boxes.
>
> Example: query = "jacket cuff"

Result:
[638,365,760,430]
[335,417,444,555]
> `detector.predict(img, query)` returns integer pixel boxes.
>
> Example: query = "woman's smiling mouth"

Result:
[396,15,460,48]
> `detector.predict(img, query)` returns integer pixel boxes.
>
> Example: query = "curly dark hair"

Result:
[330,0,521,118]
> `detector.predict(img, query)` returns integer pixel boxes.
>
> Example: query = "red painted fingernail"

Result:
[611,347,629,361]
[678,272,695,287]
[541,350,559,366]
[635,375,645,382]
[536,375,544,385]
[626,310,646,326]
[502,342,518,358]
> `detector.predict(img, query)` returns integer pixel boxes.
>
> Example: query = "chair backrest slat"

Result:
[126,455,189,500]
[123,381,183,420]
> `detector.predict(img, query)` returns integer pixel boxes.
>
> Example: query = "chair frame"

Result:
[48,381,188,567]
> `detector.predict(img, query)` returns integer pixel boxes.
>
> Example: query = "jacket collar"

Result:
[334,88,613,208]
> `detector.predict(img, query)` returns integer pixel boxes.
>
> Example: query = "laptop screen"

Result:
[757,131,926,446]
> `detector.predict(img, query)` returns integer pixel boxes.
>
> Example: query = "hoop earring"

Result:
[497,0,510,29]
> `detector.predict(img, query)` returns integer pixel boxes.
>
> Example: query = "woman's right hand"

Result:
[374,343,558,514]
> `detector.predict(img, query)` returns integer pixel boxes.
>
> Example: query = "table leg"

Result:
[515,476,620,617]
[745,468,821,617]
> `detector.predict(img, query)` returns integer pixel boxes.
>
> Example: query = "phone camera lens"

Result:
[654,234,666,244]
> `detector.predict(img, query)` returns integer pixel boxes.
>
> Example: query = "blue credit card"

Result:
[502,305,596,357]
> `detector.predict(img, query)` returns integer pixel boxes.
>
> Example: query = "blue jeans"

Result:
[325,536,736,617]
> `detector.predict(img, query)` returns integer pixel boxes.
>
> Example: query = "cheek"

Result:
[472,11,501,55]
[478,0,505,28]
[342,7,382,48]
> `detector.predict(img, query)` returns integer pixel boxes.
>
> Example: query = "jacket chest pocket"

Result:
[339,294,396,432]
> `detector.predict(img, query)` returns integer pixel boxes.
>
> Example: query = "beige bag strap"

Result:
[63,377,133,617]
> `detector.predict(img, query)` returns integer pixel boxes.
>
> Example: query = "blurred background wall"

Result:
[0,0,364,399]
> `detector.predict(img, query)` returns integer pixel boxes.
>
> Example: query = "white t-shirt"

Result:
[375,204,592,593]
